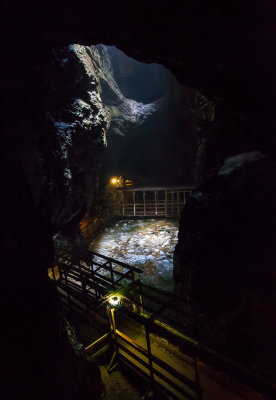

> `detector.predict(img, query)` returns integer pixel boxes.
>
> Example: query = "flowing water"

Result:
[89,218,179,291]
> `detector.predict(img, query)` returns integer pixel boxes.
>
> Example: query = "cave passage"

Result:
[89,218,179,291]
[100,45,198,186]
[85,46,195,292]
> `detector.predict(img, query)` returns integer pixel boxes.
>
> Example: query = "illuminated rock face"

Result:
[92,44,161,132]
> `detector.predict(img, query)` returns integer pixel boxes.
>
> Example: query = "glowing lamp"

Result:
[109,295,120,308]
[110,177,119,185]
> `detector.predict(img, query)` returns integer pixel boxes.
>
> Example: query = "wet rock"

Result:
[90,219,178,290]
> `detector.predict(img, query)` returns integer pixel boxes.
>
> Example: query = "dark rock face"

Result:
[174,153,276,372]
[2,43,108,399]
[3,43,109,233]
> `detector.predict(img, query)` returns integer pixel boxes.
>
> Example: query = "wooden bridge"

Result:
[49,239,276,400]
[112,185,197,217]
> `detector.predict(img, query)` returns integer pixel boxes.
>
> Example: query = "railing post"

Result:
[90,257,98,300]
[107,305,118,373]
[177,191,180,216]
[65,269,72,313]
[109,261,114,284]
[171,191,174,216]
[121,191,125,216]
[80,262,89,315]
[138,279,144,313]
[165,190,168,217]
[133,191,136,216]
[155,190,158,215]
[112,191,116,215]
[143,191,146,216]
[144,323,154,398]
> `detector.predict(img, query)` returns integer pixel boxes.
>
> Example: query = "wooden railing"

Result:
[115,329,202,400]
[51,241,276,400]
[85,332,111,358]
[52,239,142,312]
[112,186,197,217]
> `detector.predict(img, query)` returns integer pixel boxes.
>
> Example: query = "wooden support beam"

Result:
[138,279,144,313]
[107,306,119,372]
[171,191,174,217]
[65,270,72,312]
[122,192,125,216]
[177,191,180,216]
[145,326,154,393]
[133,191,136,216]
[165,190,168,217]
[143,191,146,216]
[154,191,158,215]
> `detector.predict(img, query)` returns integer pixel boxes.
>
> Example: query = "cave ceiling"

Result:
[4,0,276,154]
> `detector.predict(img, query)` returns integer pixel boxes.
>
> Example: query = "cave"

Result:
[96,44,198,186]
[3,1,276,400]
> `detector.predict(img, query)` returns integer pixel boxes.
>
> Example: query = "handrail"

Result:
[54,238,142,274]
[53,242,276,399]
[58,259,136,286]
[85,332,110,351]
[90,250,142,274]
[116,329,197,390]
[116,329,200,400]
[116,329,148,356]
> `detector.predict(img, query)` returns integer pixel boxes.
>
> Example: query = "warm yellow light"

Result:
[110,177,118,185]
[109,295,120,307]
[48,266,60,281]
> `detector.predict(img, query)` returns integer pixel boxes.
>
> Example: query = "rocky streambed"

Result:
[89,219,179,291]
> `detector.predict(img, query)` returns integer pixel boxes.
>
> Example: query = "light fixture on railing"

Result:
[111,177,118,184]
[110,176,124,187]
[108,295,121,308]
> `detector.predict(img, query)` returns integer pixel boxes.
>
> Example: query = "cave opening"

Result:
[45,41,275,398]
[3,2,276,400]
[71,44,201,292]
[96,44,199,187]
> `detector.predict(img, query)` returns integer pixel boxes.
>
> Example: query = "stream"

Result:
[89,218,179,291]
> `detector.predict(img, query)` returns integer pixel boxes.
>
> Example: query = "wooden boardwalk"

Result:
[112,185,197,217]
[50,240,276,400]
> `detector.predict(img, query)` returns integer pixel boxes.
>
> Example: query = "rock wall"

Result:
[2,42,109,399]
[174,152,276,375]
[3,43,109,233]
